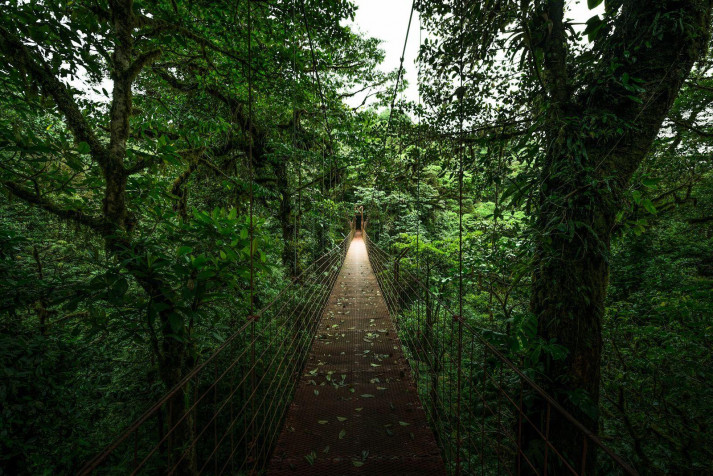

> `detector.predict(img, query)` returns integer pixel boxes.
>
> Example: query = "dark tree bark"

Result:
[527,0,712,471]
[274,155,298,276]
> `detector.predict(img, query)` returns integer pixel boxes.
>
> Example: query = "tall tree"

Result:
[531,0,711,467]
[0,0,384,470]
[417,0,712,467]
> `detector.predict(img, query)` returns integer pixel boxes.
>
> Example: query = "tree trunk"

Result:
[528,143,613,472]
[274,156,297,276]
[526,1,712,472]
[159,327,197,475]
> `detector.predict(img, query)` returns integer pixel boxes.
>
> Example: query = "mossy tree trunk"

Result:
[528,0,712,471]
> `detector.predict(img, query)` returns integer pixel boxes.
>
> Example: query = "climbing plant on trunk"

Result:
[417,0,713,468]
[530,0,711,469]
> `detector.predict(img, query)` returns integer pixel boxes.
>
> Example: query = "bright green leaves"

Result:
[190,208,264,260]
[154,135,181,167]
[614,183,660,236]
[641,199,657,215]
[642,177,660,188]
[178,208,269,293]
[584,15,606,42]
[77,141,90,154]
[631,189,657,216]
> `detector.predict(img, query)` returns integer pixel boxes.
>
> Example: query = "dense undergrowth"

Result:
[2,0,713,474]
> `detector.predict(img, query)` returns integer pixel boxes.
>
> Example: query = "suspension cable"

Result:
[292,0,299,276]
[299,0,334,147]
[246,0,255,316]
[246,0,258,465]
[299,0,338,247]
[415,10,423,392]
[386,0,416,134]
[455,0,465,473]
[416,12,422,271]
[368,0,417,222]
[362,234,638,475]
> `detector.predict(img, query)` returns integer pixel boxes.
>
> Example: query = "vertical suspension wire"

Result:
[228,2,245,466]
[415,11,423,385]
[368,0,416,226]
[247,0,255,321]
[329,132,335,240]
[292,0,299,277]
[322,139,326,248]
[299,0,334,251]
[246,0,257,464]
[455,0,465,473]
[490,126,506,326]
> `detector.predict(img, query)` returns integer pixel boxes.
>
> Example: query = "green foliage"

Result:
[1,0,713,474]
[0,0,388,472]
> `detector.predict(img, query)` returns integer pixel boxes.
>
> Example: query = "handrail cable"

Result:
[362,233,638,475]
[78,231,354,475]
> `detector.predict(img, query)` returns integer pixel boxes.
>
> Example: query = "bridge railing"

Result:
[80,230,354,475]
[364,232,638,476]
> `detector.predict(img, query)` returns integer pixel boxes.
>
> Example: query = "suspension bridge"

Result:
[75,3,639,472]
[78,219,637,475]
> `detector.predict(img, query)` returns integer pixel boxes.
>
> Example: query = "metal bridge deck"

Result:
[267,232,445,475]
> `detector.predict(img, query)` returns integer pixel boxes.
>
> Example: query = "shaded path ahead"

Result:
[267,232,445,475]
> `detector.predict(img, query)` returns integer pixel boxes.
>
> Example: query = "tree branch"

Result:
[127,48,163,82]
[0,26,108,166]
[669,118,713,138]
[135,14,252,70]
[4,181,104,231]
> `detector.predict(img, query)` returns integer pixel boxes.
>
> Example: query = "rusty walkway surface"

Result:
[267,232,445,475]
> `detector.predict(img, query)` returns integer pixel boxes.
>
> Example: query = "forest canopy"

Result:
[1,0,712,474]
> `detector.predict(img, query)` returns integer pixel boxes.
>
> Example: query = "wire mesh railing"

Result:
[363,232,638,476]
[79,230,355,475]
